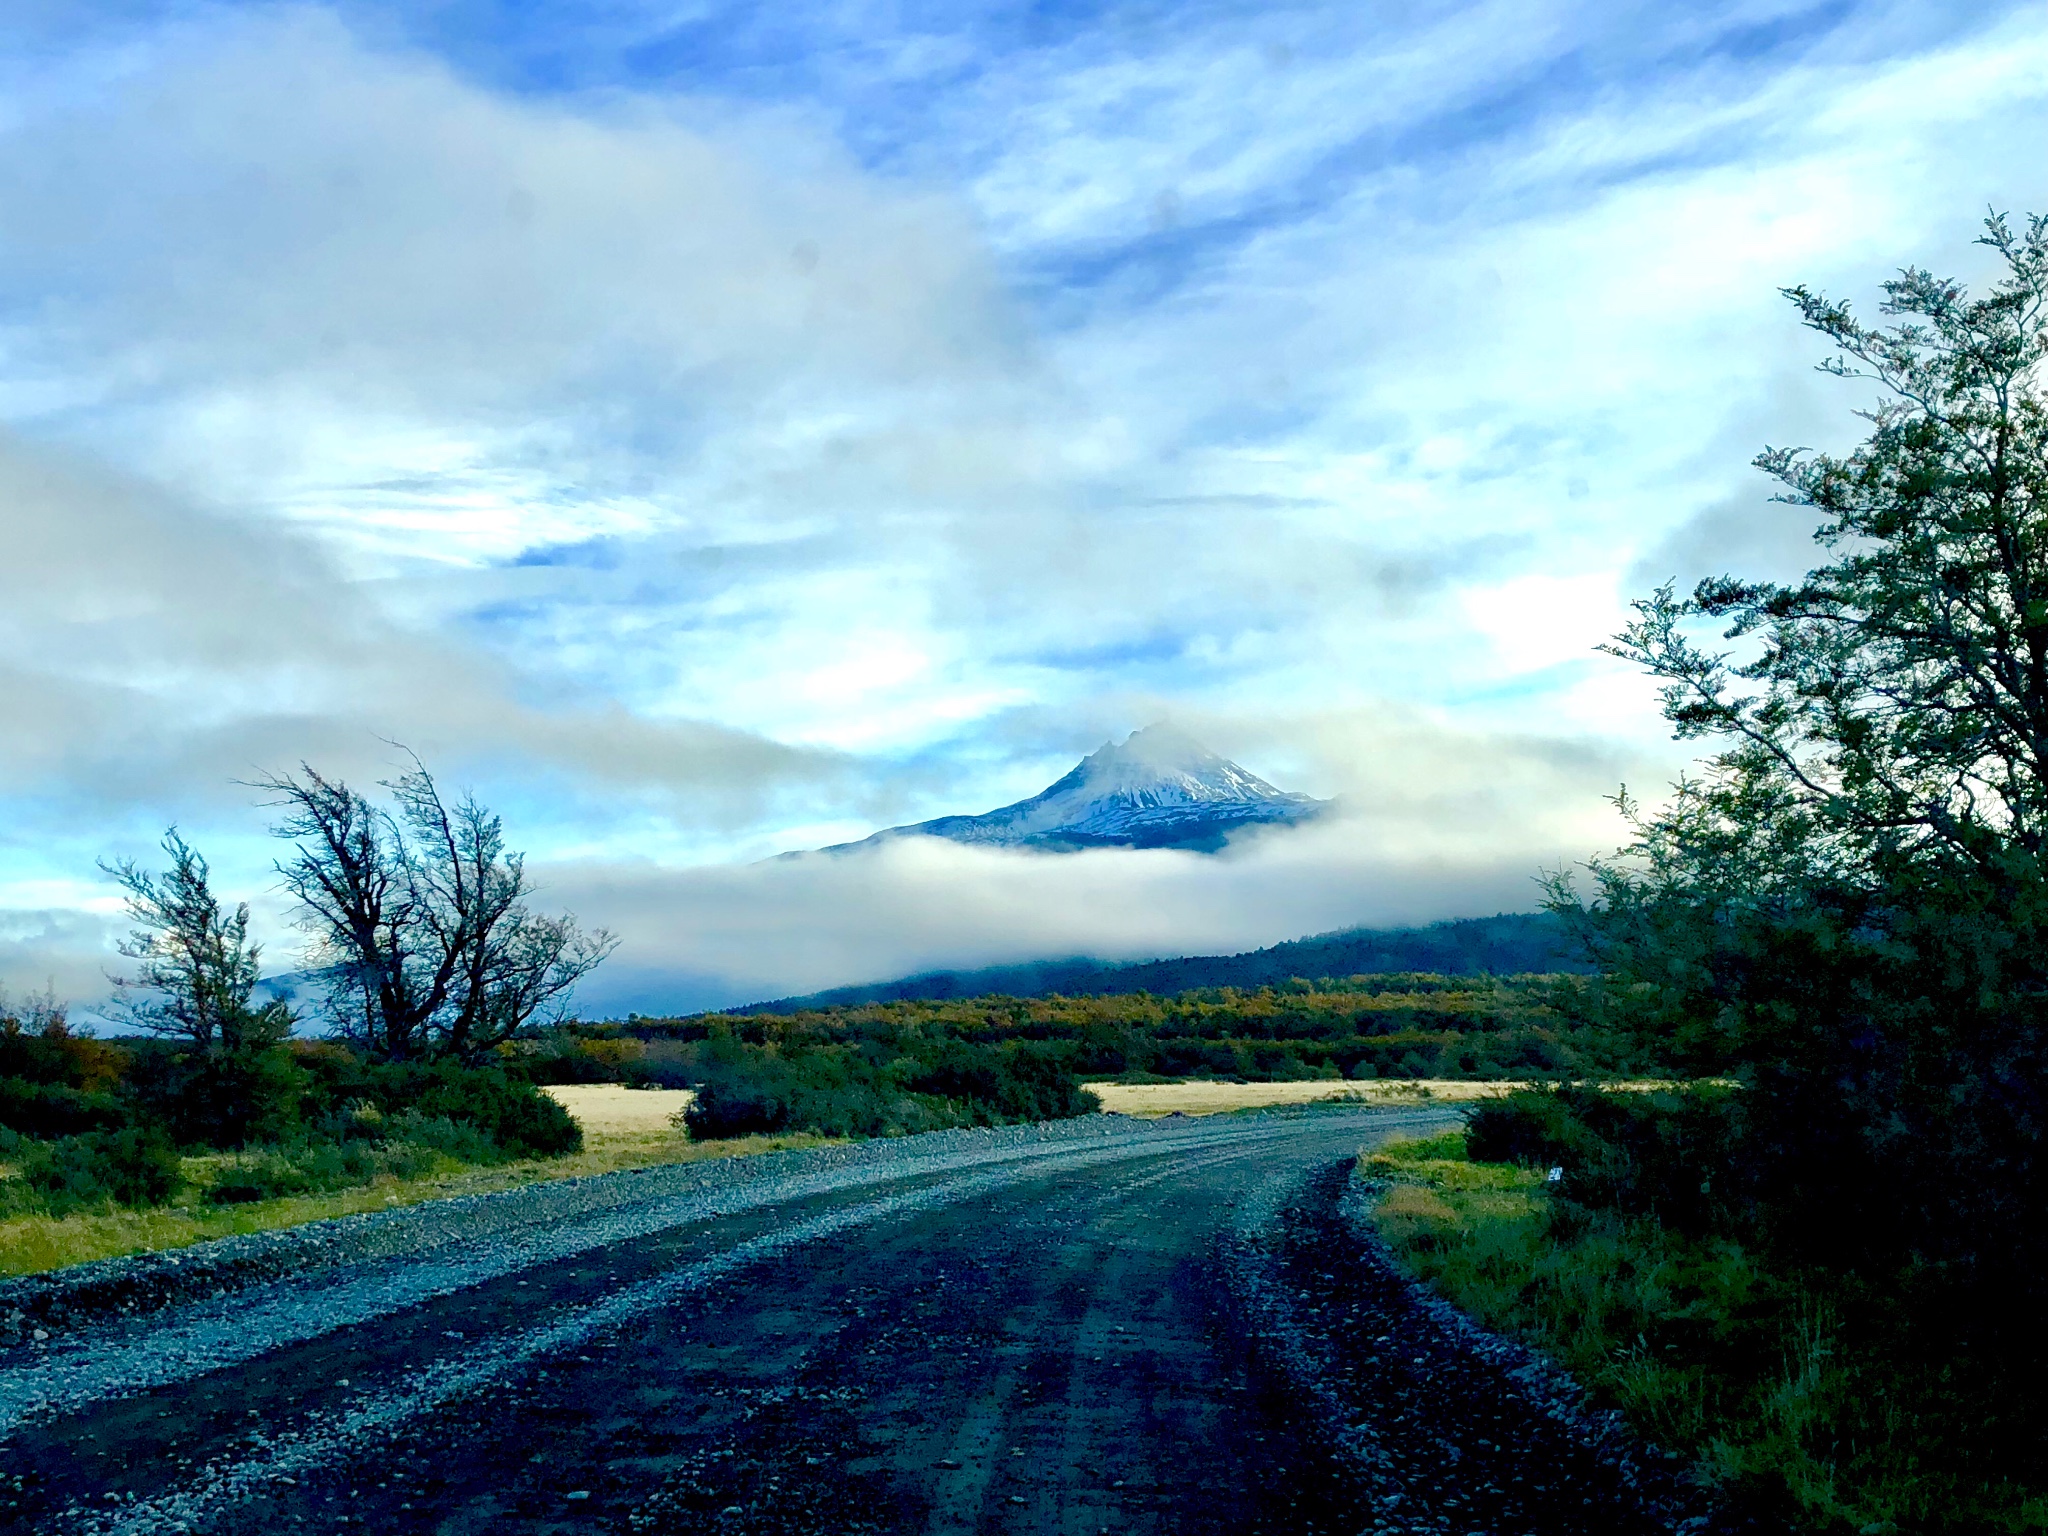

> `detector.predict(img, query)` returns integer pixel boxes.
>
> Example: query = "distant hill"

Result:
[733,911,1585,1014]
[798,724,1326,856]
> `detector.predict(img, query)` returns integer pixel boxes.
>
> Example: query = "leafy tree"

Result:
[1554,213,2048,1301]
[256,755,615,1063]
[104,829,294,1056]
[1598,211,2048,877]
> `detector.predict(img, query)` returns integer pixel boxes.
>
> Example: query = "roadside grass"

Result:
[0,1101,825,1278]
[1361,1131,2048,1535]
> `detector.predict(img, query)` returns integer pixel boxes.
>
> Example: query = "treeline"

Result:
[533,973,1654,1139]
[736,911,1586,1012]
[0,758,604,1220]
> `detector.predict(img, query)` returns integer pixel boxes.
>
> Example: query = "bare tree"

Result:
[254,755,616,1063]
[104,830,294,1055]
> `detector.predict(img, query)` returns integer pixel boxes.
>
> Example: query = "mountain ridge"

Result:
[728,912,1586,1014]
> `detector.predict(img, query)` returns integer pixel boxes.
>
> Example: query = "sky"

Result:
[2,0,2044,1016]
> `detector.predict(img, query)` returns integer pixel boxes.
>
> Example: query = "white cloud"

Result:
[0,8,1031,567]
[536,699,1662,1009]
[0,3,2042,1008]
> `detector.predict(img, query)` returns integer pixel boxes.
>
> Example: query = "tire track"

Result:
[1,1109,1463,1535]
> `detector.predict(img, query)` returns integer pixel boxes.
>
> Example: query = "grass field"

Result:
[0,1084,810,1279]
[1089,1078,1523,1117]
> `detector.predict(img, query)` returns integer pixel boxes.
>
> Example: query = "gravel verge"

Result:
[1220,1157,1730,1535]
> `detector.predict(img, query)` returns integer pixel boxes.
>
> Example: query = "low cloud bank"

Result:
[0,701,1655,1020]
[555,785,1631,1014]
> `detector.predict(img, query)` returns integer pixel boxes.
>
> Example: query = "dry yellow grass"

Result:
[538,1083,695,1135]
[0,1084,809,1279]
[1088,1078,1527,1117]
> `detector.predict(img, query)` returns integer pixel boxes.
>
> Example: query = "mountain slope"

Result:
[814,725,1327,855]
[732,912,1586,1013]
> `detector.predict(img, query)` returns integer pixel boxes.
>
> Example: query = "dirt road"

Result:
[0,1112,1701,1535]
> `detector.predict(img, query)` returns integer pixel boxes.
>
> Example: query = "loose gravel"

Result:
[1219,1157,1729,1534]
[0,1107,1753,1535]
[0,1113,1361,1442]
[1,1114,1245,1346]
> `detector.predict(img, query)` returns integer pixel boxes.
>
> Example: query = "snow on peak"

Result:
[814,726,1327,855]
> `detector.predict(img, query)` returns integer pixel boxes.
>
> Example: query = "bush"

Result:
[1465,1084,1746,1236]
[683,1053,801,1138]
[205,1138,439,1205]
[385,1111,504,1163]
[680,1045,917,1140]
[681,1045,936,1141]
[206,1148,325,1204]
[0,1004,129,1092]
[367,1061,582,1158]
[898,1042,1100,1121]
[1376,1127,2044,1533]
[16,1129,184,1213]
[515,1031,646,1085]
[120,1043,310,1149]
[0,1078,129,1139]
[415,1066,581,1157]
[679,1036,1099,1142]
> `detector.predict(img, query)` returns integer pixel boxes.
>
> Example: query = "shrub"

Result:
[680,1037,1099,1142]
[683,1055,799,1139]
[516,1031,646,1085]
[681,1044,937,1141]
[0,999,129,1092]
[0,1078,129,1139]
[385,1111,503,1163]
[205,1149,318,1204]
[17,1129,184,1213]
[369,1061,582,1158]
[121,1043,310,1149]
[1465,1084,1746,1236]
[205,1138,439,1205]
[417,1067,580,1157]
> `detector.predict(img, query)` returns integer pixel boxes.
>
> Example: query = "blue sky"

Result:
[1,0,2044,1012]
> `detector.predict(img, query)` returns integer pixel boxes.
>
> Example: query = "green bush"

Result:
[413,1066,580,1157]
[0,1010,129,1092]
[287,1053,579,1157]
[898,1042,1100,1121]
[683,1052,802,1138]
[16,1129,183,1213]
[514,1030,647,1085]
[205,1138,438,1205]
[680,1036,1099,1142]
[1376,1128,2046,1533]
[0,1077,129,1139]
[121,1043,310,1149]
[206,1148,324,1204]
[385,1110,504,1163]
[1465,1084,1746,1237]
[681,1045,931,1140]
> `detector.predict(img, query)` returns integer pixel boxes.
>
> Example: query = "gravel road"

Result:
[0,1110,1710,1536]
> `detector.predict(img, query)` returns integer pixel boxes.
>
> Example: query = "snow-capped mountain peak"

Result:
[810,726,1327,855]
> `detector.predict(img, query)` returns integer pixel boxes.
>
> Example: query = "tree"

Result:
[1553,212,2048,1294]
[255,755,616,1063]
[104,829,294,1055]
[1546,212,2048,1504]
[1599,210,2048,884]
